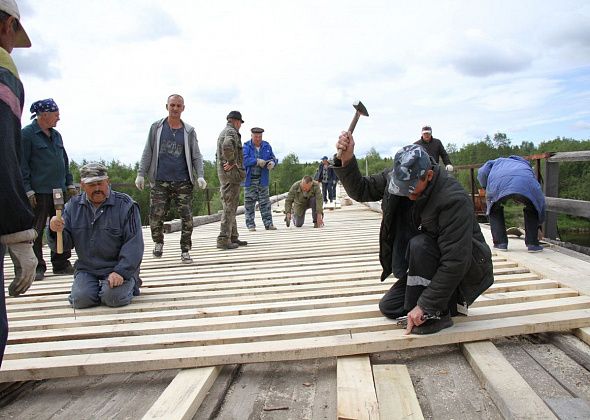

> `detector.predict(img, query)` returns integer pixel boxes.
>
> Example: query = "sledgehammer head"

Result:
[52,188,64,210]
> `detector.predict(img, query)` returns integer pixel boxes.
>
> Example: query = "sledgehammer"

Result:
[337,100,369,159]
[53,188,64,254]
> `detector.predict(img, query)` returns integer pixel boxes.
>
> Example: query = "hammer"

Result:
[337,100,369,159]
[53,188,64,254]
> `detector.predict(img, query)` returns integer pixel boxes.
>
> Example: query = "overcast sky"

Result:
[12,0,590,165]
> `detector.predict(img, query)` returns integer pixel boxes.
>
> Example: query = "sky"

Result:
[12,0,590,165]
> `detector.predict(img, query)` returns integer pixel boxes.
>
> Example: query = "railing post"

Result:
[205,188,211,215]
[470,168,477,216]
[544,160,559,239]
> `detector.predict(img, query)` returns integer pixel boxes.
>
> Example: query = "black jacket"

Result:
[334,156,493,313]
[415,137,451,166]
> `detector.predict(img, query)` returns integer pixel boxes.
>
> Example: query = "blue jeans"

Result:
[69,271,137,309]
[489,194,540,246]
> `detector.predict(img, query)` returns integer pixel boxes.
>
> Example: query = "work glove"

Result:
[135,175,145,191]
[267,161,275,170]
[1,228,38,297]
[256,158,266,168]
[67,186,78,198]
[445,164,454,173]
[28,192,37,209]
[197,177,207,189]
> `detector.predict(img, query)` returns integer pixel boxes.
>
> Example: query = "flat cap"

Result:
[251,127,264,134]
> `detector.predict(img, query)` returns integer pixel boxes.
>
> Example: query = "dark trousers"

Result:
[322,182,335,203]
[32,193,72,272]
[379,234,458,319]
[1,243,7,366]
[293,197,318,227]
[489,194,540,246]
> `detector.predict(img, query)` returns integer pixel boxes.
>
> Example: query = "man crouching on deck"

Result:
[49,163,143,308]
[334,134,494,334]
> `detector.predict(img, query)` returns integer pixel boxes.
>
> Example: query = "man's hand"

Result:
[316,213,324,228]
[445,164,454,172]
[67,187,78,198]
[285,212,291,227]
[404,305,426,335]
[135,175,145,191]
[28,193,37,209]
[336,131,355,166]
[267,161,275,170]
[256,158,266,168]
[197,177,207,189]
[223,162,235,172]
[49,215,65,232]
[107,272,124,288]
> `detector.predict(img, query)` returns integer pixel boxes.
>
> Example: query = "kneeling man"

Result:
[50,163,143,308]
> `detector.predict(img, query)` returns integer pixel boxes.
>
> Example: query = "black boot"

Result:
[411,312,453,335]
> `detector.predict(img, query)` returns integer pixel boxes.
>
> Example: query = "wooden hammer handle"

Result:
[336,112,361,159]
[56,209,63,254]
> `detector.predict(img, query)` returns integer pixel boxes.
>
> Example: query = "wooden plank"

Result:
[548,150,590,162]
[1,309,589,383]
[461,341,557,419]
[337,356,378,420]
[142,366,220,420]
[575,327,590,346]
[373,365,424,420]
[6,294,589,359]
[545,197,590,218]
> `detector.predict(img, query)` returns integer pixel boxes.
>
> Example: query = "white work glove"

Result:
[445,164,454,172]
[28,192,37,208]
[256,158,266,168]
[197,177,207,189]
[267,161,275,170]
[135,175,145,191]
[66,186,78,198]
[1,228,38,297]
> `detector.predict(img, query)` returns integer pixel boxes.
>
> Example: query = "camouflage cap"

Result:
[80,162,109,184]
[389,144,432,196]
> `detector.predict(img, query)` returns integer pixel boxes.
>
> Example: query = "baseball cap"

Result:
[321,156,328,160]
[389,145,432,196]
[421,125,432,134]
[0,0,31,48]
[227,110,244,123]
[80,163,109,184]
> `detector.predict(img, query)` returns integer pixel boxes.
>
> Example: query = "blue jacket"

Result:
[316,163,337,184]
[243,139,277,187]
[477,156,546,222]
[53,189,144,279]
[20,119,74,195]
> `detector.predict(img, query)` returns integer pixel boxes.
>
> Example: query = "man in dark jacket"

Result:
[414,125,453,172]
[334,133,493,335]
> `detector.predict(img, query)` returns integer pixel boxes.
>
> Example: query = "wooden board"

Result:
[337,356,378,420]
[461,341,557,419]
[373,365,424,420]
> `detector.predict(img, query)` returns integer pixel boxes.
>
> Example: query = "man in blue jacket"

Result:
[49,163,144,308]
[477,156,545,252]
[316,156,337,204]
[243,127,278,231]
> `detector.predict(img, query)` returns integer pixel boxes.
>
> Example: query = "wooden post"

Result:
[544,160,559,239]
[470,168,477,215]
[205,188,211,215]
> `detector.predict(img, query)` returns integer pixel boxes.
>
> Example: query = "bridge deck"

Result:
[1,201,589,418]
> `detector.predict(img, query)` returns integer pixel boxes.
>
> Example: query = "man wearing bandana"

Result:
[20,98,76,280]
[334,134,494,335]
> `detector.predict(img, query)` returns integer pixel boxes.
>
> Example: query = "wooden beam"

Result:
[1,309,589,383]
[373,365,424,420]
[461,341,557,419]
[142,366,220,420]
[575,327,590,346]
[548,151,590,162]
[337,356,378,420]
[545,197,590,218]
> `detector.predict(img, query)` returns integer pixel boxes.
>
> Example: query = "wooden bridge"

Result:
[1,198,590,419]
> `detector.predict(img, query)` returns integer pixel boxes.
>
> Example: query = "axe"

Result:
[53,188,64,254]
[337,100,369,159]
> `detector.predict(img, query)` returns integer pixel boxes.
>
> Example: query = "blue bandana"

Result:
[30,98,59,119]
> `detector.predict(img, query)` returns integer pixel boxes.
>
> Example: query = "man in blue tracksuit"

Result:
[243,127,278,231]
[49,163,144,308]
[477,156,546,252]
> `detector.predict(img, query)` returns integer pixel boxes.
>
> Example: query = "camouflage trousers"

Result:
[244,178,273,229]
[149,180,193,252]
[217,182,240,245]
